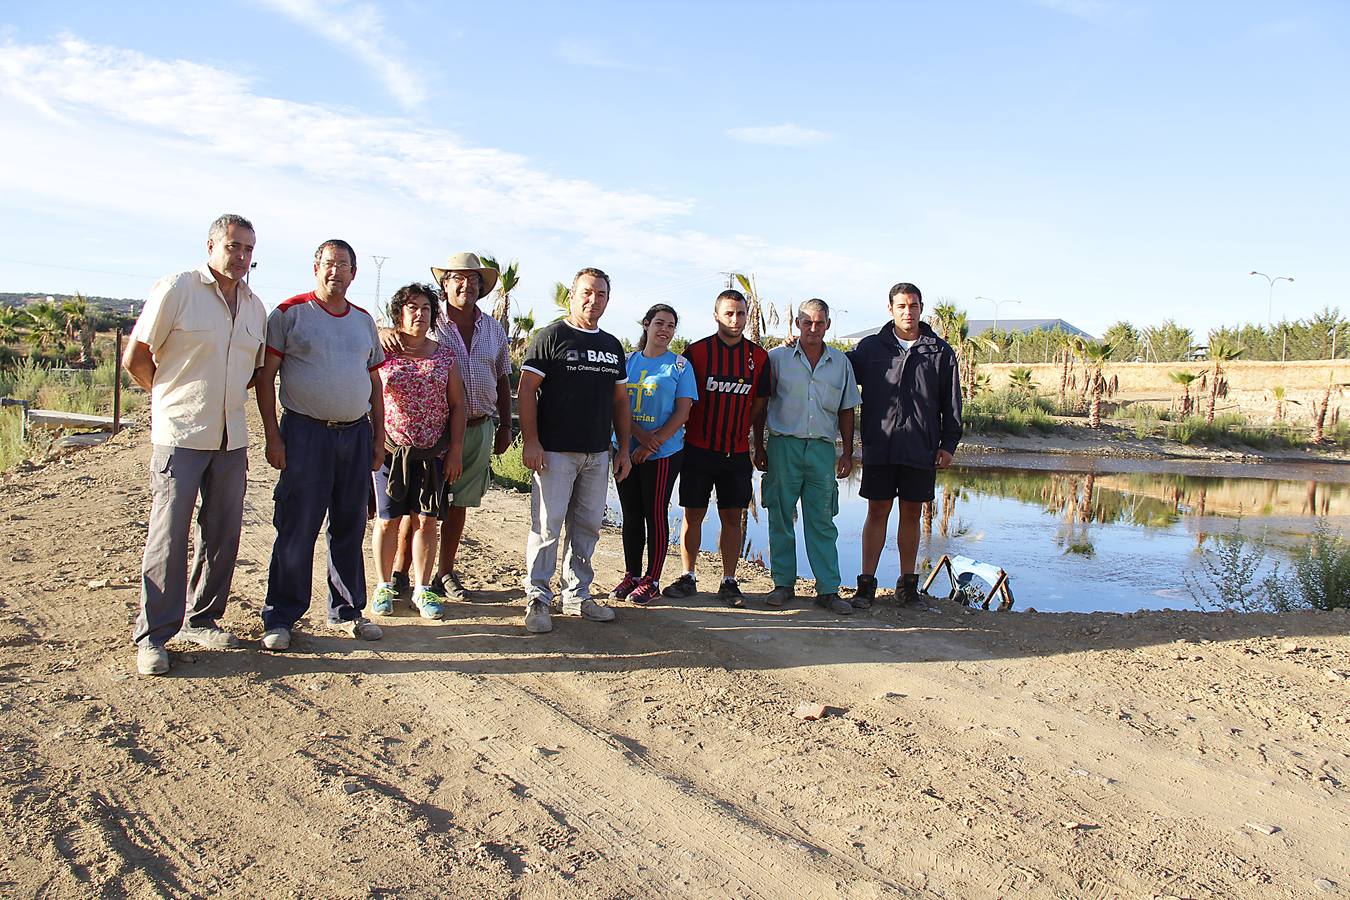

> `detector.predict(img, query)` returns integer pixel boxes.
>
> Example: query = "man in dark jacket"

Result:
[847,282,962,607]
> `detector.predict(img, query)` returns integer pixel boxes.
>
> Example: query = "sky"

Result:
[1,1,1346,340]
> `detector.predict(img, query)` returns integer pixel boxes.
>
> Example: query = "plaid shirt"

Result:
[434,306,511,419]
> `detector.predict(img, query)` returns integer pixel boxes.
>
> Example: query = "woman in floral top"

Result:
[371,283,466,619]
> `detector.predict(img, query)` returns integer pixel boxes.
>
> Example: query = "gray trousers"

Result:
[524,450,610,604]
[134,444,248,647]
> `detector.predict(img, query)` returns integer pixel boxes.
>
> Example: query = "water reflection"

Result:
[612,453,1350,614]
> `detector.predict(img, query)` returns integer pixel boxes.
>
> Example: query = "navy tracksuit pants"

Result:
[262,411,372,629]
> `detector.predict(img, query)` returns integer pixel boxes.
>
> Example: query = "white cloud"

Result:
[254,0,427,108]
[0,37,880,318]
[726,124,831,147]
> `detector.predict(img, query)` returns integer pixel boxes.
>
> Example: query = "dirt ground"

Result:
[1,424,1348,899]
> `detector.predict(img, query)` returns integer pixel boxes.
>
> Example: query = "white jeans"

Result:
[524,450,610,604]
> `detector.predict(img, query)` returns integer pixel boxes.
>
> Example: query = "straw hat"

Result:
[429,252,499,295]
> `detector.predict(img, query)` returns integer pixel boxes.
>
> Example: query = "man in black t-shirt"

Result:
[518,267,632,633]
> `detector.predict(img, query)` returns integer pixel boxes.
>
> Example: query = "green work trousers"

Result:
[762,434,841,595]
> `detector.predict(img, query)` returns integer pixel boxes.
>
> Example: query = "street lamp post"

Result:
[976,295,1021,333]
[831,308,849,344]
[1249,270,1294,326]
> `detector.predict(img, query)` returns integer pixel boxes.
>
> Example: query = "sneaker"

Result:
[261,627,291,651]
[438,571,470,602]
[852,574,878,610]
[391,570,411,599]
[628,577,659,605]
[815,593,854,616]
[412,588,447,620]
[371,584,398,616]
[333,617,383,640]
[136,644,170,676]
[764,586,794,608]
[612,572,641,599]
[524,598,553,634]
[177,624,241,650]
[662,574,698,599]
[563,598,616,622]
[718,578,746,608]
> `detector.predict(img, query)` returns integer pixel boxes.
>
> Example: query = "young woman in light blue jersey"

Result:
[613,304,698,603]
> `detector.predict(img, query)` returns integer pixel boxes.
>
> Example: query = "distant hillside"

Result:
[0,292,141,315]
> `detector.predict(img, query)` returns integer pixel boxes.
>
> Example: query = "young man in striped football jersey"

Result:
[662,290,772,607]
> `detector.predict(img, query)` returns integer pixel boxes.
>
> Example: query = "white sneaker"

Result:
[177,624,241,650]
[136,644,170,676]
[261,627,291,651]
[524,598,553,633]
[563,598,615,622]
[332,617,383,641]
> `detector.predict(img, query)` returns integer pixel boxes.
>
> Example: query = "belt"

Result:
[285,409,368,430]
[466,415,493,427]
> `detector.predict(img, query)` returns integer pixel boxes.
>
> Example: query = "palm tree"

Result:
[929,302,963,344]
[509,308,536,361]
[60,293,94,363]
[1081,340,1115,428]
[24,299,63,352]
[1169,371,1199,417]
[0,306,22,344]
[732,273,766,343]
[1204,336,1244,424]
[551,281,571,322]
[1008,366,1036,397]
[1272,385,1287,422]
[479,255,520,334]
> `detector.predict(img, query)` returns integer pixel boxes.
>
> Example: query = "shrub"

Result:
[1185,516,1297,613]
[1292,520,1350,610]
[964,389,1057,436]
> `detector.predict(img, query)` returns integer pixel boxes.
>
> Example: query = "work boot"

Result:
[852,574,877,609]
[814,593,854,616]
[895,573,925,607]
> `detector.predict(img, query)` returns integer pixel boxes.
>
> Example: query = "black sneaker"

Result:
[662,574,699,599]
[852,574,877,609]
[391,570,411,599]
[815,593,854,615]
[718,578,746,608]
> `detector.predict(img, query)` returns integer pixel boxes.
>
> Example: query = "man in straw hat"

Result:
[381,252,513,602]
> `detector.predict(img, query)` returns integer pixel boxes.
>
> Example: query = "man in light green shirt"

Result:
[752,299,861,614]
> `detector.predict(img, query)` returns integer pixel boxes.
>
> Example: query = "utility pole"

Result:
[372,255,389,312]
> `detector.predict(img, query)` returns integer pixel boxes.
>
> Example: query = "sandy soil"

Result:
[1,424,1348,898]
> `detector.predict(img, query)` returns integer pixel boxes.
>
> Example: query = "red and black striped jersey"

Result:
[682,335,772,454]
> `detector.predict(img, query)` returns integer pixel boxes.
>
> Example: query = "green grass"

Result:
[490,438,532,491]
[1165,413,1300,449]
[0,358,144,472]
[964,389,1057,435]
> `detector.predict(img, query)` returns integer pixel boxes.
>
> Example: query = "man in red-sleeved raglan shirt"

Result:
[662,289,772,607]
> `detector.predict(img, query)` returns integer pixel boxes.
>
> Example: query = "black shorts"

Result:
[678,445,754,510]
[860,463,936,503]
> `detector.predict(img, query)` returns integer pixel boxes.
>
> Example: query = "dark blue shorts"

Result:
[859,464,936,503]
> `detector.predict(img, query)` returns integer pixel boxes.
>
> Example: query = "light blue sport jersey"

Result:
[618,349,699,459]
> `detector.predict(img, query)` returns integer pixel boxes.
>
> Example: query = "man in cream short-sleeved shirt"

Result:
[123,213,267,676]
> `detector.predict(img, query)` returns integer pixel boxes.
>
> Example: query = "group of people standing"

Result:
[124,213,962,676]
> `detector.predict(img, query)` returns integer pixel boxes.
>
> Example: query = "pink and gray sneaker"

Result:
[612,572,640,599]
[628,577,659,605]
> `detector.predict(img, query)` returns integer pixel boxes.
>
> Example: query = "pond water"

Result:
[608,452,1350,613]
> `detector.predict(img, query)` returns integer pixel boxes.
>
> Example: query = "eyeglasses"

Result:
[320,260,353,272]
[447,273,479,285]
